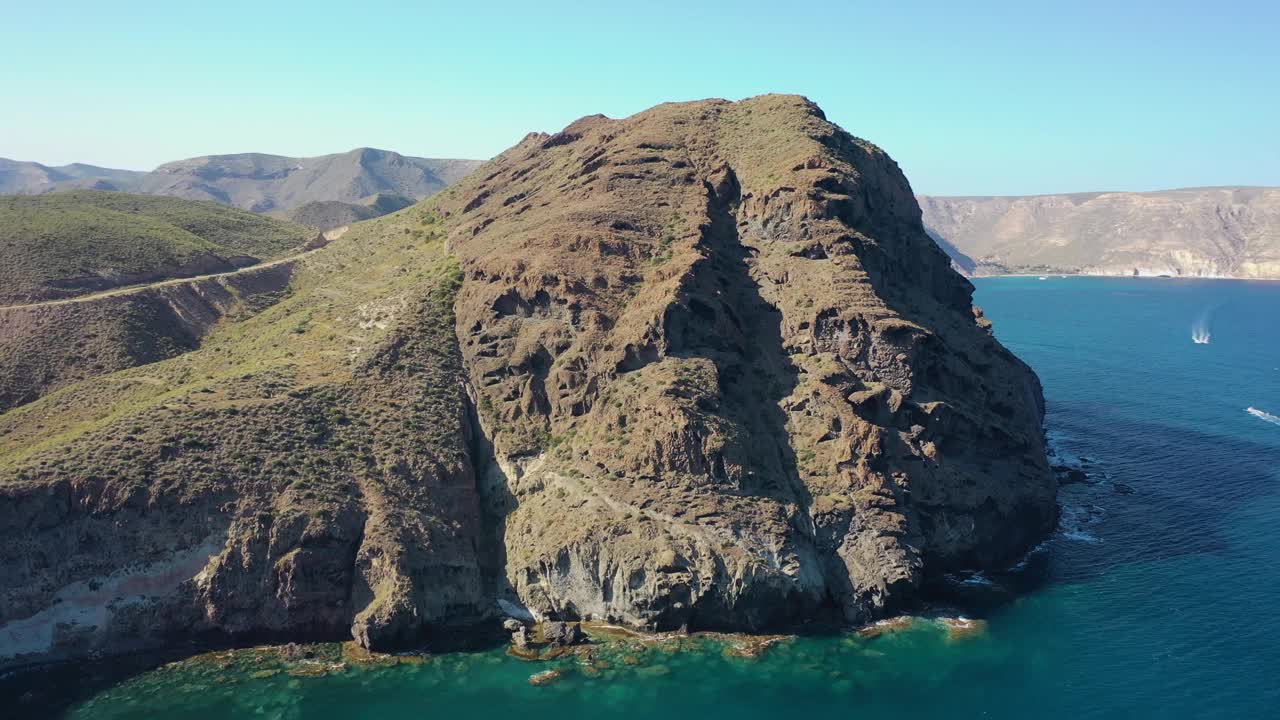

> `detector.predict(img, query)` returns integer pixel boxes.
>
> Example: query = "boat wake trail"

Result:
[1246,407,1280,426]
[1192,308,1213,344]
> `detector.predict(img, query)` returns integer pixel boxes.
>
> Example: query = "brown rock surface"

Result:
[447,94,1055,630]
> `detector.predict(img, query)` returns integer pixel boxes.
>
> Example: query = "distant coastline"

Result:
[919,187,1280,284]
[969,272,1280,282]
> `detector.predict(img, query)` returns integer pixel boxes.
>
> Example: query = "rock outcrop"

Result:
[0,96,1054,671]
[919,188,1280,278]
[450,95,1055,630]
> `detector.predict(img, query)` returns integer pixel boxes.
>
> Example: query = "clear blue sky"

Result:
[3,0,1277,195]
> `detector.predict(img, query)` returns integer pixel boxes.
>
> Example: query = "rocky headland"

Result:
[0,95,1056,672]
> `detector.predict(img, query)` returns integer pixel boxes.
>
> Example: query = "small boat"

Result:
[1246,407,1280,426]
[1038,276,1047,280]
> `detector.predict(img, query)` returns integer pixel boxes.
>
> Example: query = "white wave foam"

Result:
[1059,529,1102,544]
[1044,429,1084,464]
[957,572,995,587]
[1191,305,1218,344]
[1005,540,1049,571]
[1056,503,1106,544]
[1246,407,1280,426]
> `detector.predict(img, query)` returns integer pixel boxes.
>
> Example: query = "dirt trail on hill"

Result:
[0,226,348,311]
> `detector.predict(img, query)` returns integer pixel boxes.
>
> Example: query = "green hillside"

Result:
[0,190,312,304]
[0,200,472,663]
[0,200,458,469]
[282,193,416,230]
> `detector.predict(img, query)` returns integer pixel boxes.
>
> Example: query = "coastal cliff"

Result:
[451,96,1056,628]
[0,96,1055,669]
[920,187,1280,278]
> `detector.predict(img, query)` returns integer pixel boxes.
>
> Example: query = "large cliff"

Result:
[920,188,1280,278]
[0,96,1055,670]
[450,96,1056,628]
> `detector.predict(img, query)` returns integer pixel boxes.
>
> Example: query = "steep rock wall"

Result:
[448,95,1055,630]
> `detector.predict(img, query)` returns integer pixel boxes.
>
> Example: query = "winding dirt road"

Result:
[0,226,348,311]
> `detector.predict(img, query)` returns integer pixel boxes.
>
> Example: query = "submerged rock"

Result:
[1053,465,1091,485]
[529,669,563,686]
[940,617,988,641]
[720,634,792,659]
[340,642,427,667]
[506,644,542,662]
[856,616,918,639]
[543,621,586,647]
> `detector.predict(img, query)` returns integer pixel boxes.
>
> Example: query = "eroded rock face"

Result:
[448,95,1055,630]
[0,305,489,667]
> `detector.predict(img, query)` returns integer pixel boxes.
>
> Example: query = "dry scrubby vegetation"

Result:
[0,298,206,412]
[0,202,461,479]
[0,200,476,665]
[0,190,311,303]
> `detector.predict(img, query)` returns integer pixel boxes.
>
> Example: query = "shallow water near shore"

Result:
[42,277,1280,718]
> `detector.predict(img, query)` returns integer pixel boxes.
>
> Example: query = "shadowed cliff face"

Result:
[447,94,1055,630]
[0,96,1054,671]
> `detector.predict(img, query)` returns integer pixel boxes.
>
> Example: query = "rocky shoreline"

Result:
[2,613,999,716]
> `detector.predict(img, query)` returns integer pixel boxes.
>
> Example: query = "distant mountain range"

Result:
[0,149,484,227]
[8,152,1277,278]
[919,187,1280,279]
[0,159,146,194]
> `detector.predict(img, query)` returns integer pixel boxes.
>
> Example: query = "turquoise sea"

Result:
[27,277,1280,718]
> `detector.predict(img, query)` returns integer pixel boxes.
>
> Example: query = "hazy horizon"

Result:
[2,144,1280,198]
[5,1,1279,195]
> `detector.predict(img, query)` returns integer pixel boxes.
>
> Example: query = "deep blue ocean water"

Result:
[56,277,1280,719]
